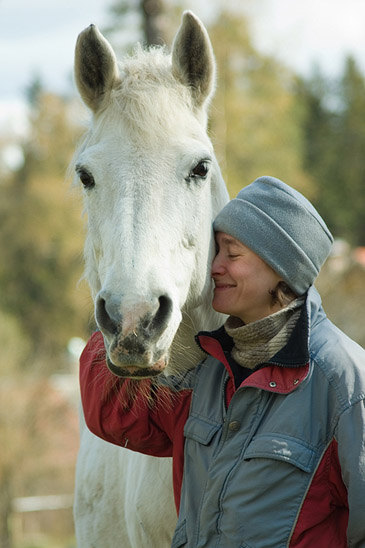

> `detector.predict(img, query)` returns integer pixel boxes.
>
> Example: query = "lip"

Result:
[213,283,236,290]
[106,357,163,379]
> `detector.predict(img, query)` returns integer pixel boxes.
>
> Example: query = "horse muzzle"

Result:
[95,290,173,379]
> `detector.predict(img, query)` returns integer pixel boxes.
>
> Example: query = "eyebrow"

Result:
[219,235,240,247]
[216,235,245,252]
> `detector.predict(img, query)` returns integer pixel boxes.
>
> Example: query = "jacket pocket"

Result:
[184,414,221,445]
[171,519,187,548]
[244,433,316,473]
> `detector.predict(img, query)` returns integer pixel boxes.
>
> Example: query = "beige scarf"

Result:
[224,298,305,370]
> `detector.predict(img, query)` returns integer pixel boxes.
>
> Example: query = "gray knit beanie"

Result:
[213,176,333,295]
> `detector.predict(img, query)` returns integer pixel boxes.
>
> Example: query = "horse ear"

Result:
[171,11,216,109]
[74,25,120,113]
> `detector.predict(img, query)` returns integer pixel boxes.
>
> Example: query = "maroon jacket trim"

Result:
[289,439,348,547]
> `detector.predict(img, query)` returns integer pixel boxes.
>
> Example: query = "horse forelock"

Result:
[86,46,211,148]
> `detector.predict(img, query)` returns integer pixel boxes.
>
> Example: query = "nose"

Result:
[148,295,173,335]
[95,292,173,339]
[95,293,120,335]
[211,251,225,277]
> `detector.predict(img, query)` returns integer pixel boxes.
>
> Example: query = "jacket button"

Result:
[269,381,277,388]
[228,420,241,431]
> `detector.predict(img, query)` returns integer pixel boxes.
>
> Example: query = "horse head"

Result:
[73,11,228,379]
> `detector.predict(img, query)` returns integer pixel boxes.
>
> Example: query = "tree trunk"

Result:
[0,472,13,548]
[141,0,166,46]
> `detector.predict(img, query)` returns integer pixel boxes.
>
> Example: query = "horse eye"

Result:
[190,160,210,179]
[77,167,95,189]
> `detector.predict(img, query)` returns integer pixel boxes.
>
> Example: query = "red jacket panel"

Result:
[79,330,192,511]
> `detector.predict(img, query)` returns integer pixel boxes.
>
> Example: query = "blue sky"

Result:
[1,0,365,138]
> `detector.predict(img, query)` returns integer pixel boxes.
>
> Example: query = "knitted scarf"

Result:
[224,297,305,370]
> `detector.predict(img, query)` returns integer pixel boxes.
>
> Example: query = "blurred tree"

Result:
[25,73,43,107]
[208,10,312,198]
[332,56,365,244]
[294,69,336,226]
[295,68,332,176]
[0,82,91,372]
[104,0,173,51]
[0,463,12,548]
[295,57,365,245]
[141,0,167,45]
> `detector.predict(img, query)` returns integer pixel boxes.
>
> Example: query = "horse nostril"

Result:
[149,295,173,334]
[96,296,118,335]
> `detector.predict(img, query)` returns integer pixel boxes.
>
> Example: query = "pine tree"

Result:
[296,57,365,245]
[208,10,312,198]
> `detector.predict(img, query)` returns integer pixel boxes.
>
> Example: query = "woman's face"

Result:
[211,232,283,323]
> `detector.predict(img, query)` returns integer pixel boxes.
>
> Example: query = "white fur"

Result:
[73,12,229,547]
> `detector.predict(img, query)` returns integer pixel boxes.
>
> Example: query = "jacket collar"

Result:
[194,289,329,394]
[196,295,310,370]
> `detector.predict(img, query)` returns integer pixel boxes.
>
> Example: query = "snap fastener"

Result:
[293,379,299,385]
[269,381,277,388]
[228,420,241,432]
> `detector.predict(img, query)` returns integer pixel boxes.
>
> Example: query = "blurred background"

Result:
[1,0,364,546]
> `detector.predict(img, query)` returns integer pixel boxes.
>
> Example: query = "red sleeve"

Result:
[79,331,191,459]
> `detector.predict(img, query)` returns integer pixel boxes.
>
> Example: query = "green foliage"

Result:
[295,56,365,245]
[208,10,313,199]
[0,89,91,373]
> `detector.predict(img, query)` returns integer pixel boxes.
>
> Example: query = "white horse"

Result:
[73,11,229,547]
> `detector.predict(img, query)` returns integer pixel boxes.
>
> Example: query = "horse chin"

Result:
[106,357,166,380]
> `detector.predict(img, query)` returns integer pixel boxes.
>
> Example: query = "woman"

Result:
[80,176,365,547]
